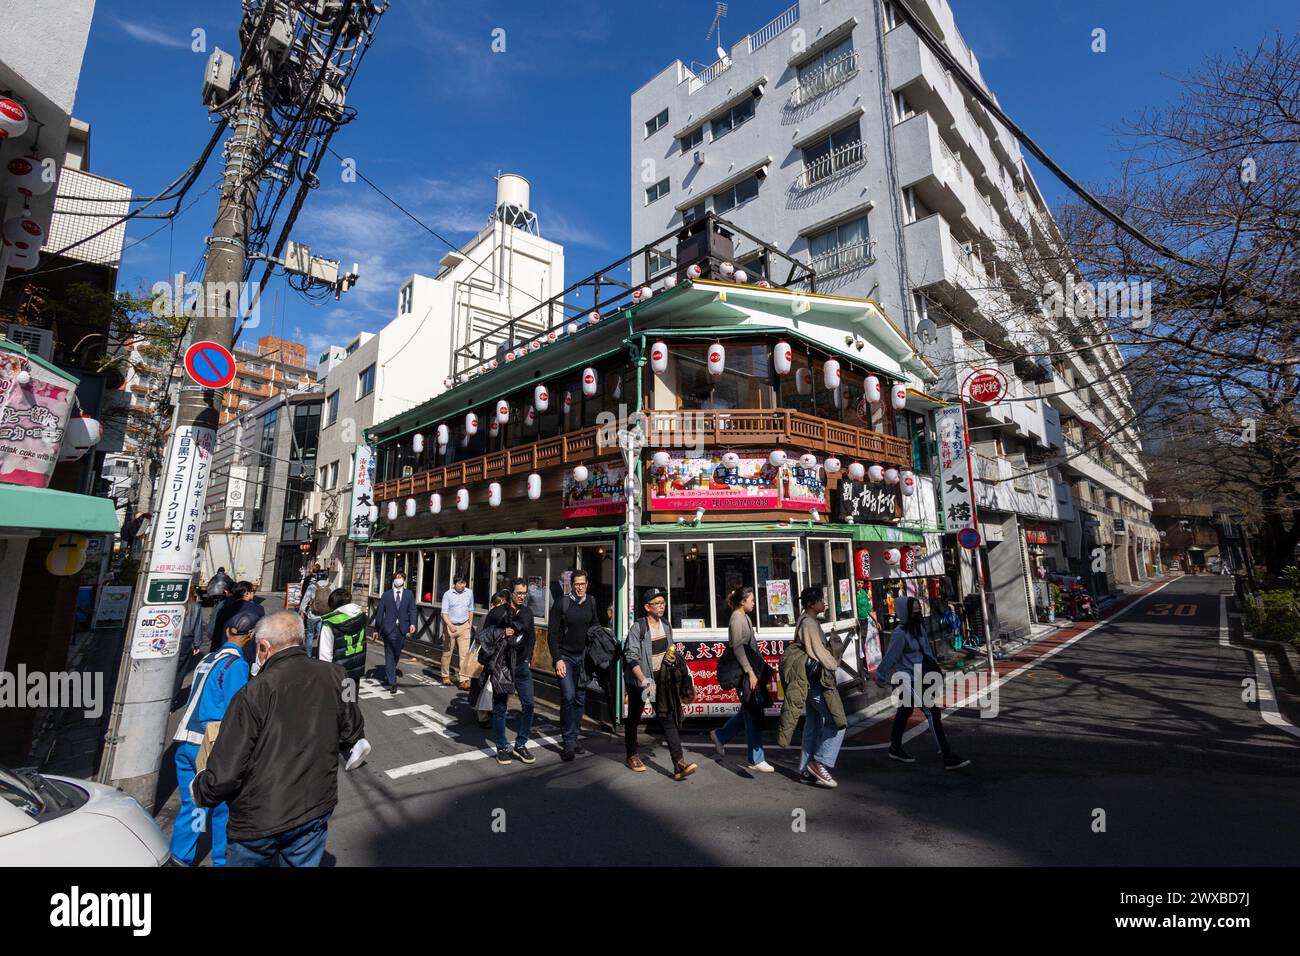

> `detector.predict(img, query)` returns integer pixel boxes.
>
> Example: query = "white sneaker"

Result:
[343,738,371,772]
[709,729,724,757]
[747,760,775,773]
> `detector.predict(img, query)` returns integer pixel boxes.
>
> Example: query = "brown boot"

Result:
[441,675,452,686]
[458,680,471,690]
[625,755,646,772]
[673,759,698,781]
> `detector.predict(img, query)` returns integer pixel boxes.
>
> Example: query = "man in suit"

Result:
[372,571,417,692]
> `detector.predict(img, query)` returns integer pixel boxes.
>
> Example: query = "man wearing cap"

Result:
[169,605,260,866]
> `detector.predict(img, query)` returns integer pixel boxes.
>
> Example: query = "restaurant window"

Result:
[470,549,493,608]
[548,546,579,605]
[369,552,382,597]
[447,549,472,597]
[634,544,670,615]
[777,348,815,416]
[756,540,799,629]
[675,344,769,411]
[807,541,834,624]
[493,549,520,597]
[668,541,711,629]
[522,547,549,619]
[578,545,615,626]
[419,551,439,605]
[829,541,853,621]
[713,540,757,632]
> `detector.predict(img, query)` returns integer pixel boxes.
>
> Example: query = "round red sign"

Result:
[968,372,1004,404]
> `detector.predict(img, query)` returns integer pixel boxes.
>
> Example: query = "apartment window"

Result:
[357,364,376,399]
[901,186,933,224]
[710,95,756,139]
[683,200,706,224]
[346,338,360,355]
[644,177,670,205]
[800,122,864,187]
[644,107,669,138]
[794,37,857,105]
[398,283,413,315]
[324,389,339,426]
[808,214,872,277]
[679,126,704,152]
[713,173,759,213]
[882,0,899,31]
[648,250,673,275]
[892,89,916,124]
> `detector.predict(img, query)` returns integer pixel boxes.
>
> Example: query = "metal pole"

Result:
[99,49,269,804]
[957,386,995,672]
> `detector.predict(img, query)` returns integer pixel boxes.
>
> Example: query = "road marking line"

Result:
[1220,594,1300,741]
[384,734,565,779]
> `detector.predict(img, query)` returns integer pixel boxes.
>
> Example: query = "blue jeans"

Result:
[558,653,586,746]
[800,682,845,771]
[303,614,322,658]
[227,812,332,867]
[716,697,765,764]
[492,660,535,754]
[170,742,229,866]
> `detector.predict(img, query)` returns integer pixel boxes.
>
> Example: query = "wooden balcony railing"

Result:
[374,409,911,502]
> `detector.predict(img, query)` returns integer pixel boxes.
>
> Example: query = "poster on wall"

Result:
[647,450,826,513]
[838,578,853,614]
[562,461,627,518]
[347,444,375,541]
[149,425,215,576]
[936,405,976,533]
[91,585,133,629]
[0,348,77,488]
[834,479,900,523]
[765,579,791,618]
[129,603,185,660]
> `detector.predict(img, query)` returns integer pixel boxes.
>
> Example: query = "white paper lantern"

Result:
[59,415,102,462]
[884,548,902,567]
[847,462,866,481]
[734,268,748,283]
[495,400,510,425]
[901,471,917,496]
[773,341,793,376]
[663,274,678,289]
[573,464,589,483]
[652,450,672,469]
[456,488,469,511]
[706,342,725,378]
[823,358,841,390]
[650,341,669,374]
[488,482,502,507]
[824,457,842,475]
[546,330,559,344]
[504,350,516,363]
[687,263,702,279]
[6,247,37,271]
[582,367,598,397]
[757,280,772,288]
[632,286,653,303]
[721,451,741,469]
[4,156,51,198]
[0,99,29,141]
[368,505,379,523]
[768,449,787,467]
[3,214,42,250]
[865,375,881,403]
[436,424,449,449]
[530,384,547,413]
[529,339,541,352]
[799,453,818,470]
[565,322,580,336]
[430,494,442,514]
[412,432,425,454]
[868,464,884,483]
[464,412,479,436]
[489,419,500,438]
[796,368,813,395]
[588,310,601,324]
[720,261,736,278]
[405,498,417,517]
[884,467,900,485]
[386,501,398,521]
[528,473,542,499]
[563,391,574,417]
[525,406,536,427]
[891,383,908,410]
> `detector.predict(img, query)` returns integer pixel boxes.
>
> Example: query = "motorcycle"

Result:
[1060,586,1099,621]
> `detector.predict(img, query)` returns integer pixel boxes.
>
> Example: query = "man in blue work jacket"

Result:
[372,571,417,692]
[169,606,260,866]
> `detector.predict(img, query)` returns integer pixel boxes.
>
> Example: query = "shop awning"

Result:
[847,524,926,544]
[0,485,120,535]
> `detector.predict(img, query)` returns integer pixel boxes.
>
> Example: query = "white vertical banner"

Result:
[225,464,247,528]
[348,443,375,541]
[149,425,216,575]
[936,405,976,533]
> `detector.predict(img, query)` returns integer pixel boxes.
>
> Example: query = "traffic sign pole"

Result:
[960,369,998,673]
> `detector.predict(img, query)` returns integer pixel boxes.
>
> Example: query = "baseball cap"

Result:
[641,587,667,605]
[227,604,265,636]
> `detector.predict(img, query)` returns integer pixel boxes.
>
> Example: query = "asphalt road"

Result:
[165,575,1300,865]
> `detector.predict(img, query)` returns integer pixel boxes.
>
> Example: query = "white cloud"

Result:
[115,18,190,50]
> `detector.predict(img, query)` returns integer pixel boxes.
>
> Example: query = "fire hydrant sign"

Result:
[149,425,215,575]
[130,603,186,659]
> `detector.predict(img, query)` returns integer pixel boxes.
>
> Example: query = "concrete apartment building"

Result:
[631,0,1155,637]
[311,174,566,584]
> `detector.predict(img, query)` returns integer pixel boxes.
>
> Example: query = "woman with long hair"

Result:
[709,586,773,773]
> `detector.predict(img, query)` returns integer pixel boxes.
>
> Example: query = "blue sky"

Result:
[76,0,1298,361]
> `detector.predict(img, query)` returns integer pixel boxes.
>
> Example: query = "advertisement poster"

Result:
[91,585,133,629]
[348,444,375,541]
[936,405,976,533]
[838,578,853,615]
[0,348,76,488]
[647,450,826,513]
[675,636,786,717]
[149,425,215,576]
[562,461,626,519]
[765,578,791,618]
[129,603,185,660]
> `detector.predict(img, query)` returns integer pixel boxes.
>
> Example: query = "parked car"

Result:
[0,764,172,866]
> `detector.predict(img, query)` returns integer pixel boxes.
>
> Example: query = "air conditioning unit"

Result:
[313,512,333,533]
[693,150,704,167]
[5,324,54,360]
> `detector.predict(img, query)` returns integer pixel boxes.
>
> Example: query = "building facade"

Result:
[630,0,1156,635]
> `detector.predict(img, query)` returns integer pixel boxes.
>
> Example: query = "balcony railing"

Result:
[749,2,800,53]
[374,408,912,502]
[790,48,860,107]
[795,139,866,190]
[809,236,877,279]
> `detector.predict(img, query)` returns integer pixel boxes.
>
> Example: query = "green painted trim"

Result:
[0,484,119,534]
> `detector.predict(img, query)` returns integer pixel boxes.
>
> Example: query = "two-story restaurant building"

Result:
[365,217,948,718]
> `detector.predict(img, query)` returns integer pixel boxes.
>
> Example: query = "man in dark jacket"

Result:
[204,567,233,606]
[372,571,417,692]
[547,569,599,761]
[486,577,536,765]
[193,612,366,867]
[211,582,257,658]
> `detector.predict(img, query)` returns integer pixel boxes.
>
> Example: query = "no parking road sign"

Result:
[184,340,237,389]
[957,527,983,550]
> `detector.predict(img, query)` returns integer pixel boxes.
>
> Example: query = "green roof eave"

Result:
[0,485,119,535]
[0,338,80,386]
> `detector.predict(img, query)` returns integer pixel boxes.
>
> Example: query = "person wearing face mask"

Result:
[372,572,417,692]
[193,612,368,867]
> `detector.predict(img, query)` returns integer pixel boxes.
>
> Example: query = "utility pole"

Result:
[99,30,271,806]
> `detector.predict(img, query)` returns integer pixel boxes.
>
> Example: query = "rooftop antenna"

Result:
[706,2,729,61]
